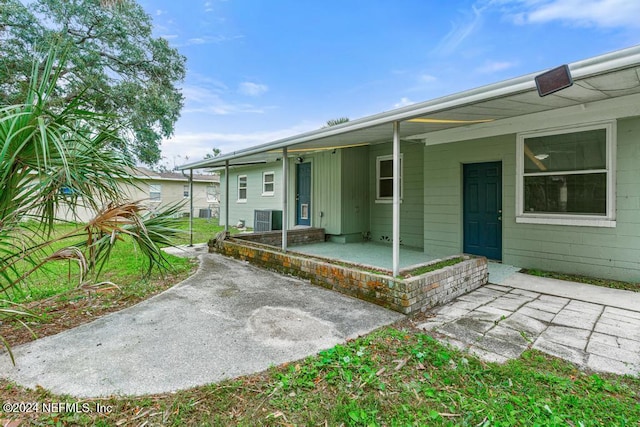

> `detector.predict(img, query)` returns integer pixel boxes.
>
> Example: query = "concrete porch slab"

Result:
[289,241,437,271]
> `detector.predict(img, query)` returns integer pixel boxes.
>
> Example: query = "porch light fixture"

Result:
[535,64,573,97]
[296,156,304,163]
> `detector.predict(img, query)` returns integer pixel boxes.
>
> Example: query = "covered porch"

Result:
[180,46,640,278]
[290,240,437,272]
[212,234,489,314]
[289,240,520,284]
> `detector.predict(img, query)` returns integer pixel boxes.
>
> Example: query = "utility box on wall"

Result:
[254,209,282,231]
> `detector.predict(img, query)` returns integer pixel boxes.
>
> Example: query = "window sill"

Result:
[261,192,274,197]
[375,199,403,204]
[516,215,616,228]
[237,199,247,204]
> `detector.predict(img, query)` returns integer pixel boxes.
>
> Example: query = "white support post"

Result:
[282,147,288,251]
[189,169,194,247]
[224,160,229,233]
[392,121,401,277]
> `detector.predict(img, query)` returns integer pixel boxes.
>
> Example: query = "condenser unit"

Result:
[254,209,282,231]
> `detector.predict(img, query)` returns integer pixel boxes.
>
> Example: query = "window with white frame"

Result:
[237,175,247,202]
[517,122,615,226]
[262,171,275,196]
[149,184,161,201]
[183,184,189,198]
[376,154,403,201]
[206,185,217,202]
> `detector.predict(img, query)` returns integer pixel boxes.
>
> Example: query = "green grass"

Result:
[404,256,465,278]
[2,218,225,306]
[523,268,640,292]
[2,326,638,425]
[172,217,232,246]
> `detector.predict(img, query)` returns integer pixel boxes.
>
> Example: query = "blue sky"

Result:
[139,0,640,169]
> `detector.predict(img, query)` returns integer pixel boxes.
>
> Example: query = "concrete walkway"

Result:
[0,253,402,397]
[418,272,640,377]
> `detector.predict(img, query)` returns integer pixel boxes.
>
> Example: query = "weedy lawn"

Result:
[0,219,638,425]
[0,218,224,346]
[1,325,638,425]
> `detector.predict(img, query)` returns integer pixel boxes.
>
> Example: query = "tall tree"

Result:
[0,0,186,165]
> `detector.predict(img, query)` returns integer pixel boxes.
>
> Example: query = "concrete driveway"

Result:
[0,252,403,397]
[419,272,640,377]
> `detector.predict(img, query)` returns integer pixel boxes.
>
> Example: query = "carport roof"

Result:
[179,45,640,171]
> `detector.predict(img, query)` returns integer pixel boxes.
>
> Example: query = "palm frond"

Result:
[1,48,186,361]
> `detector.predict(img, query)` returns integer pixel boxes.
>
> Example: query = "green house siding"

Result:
[296,146,370,238]
[341,146,370,236]
[423,117,640,282]
[220,146,369,235]
[369,141,424,249]
[220,164,283,227]
[423,134,515,257]
[304,150,341,234]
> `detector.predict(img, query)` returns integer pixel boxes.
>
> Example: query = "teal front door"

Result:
[463,162,502,260]
[296,162,311,226]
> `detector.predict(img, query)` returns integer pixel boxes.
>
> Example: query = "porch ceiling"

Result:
[179,46,640,170]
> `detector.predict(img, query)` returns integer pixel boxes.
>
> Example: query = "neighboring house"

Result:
[126,167,220,218]
[180,45,640,282]
[58,167,220,222]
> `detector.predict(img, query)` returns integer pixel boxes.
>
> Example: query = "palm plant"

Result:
[0,49,184,361]
[324,117,350,127]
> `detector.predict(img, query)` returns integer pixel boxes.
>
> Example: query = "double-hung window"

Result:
[206,185,217,202]
[262,171,275,196]
[376,154,403,202]
[237,175,247,202]
[516,122,615,227]
[149,184,161,201]
[183,184,189,198]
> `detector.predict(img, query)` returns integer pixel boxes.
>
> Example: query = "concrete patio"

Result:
[419,272,640,376]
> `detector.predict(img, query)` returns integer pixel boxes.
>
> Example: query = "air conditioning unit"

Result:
[254,209,282,232]
[199,208,212,219]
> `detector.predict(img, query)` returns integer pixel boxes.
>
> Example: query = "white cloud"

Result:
[180,83,267,115]
[160,123,317,163]
[238,82,269,97]
[495,0,640,28]
[436,0,640,56]
[434,3,491,55]
[184,104,266,115]
[179,35,243,47]
[476,60,517,73]
[419,74,437,83]
[394,97,416,108]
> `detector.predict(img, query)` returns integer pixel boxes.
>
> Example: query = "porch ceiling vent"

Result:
[254,209,283,232]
